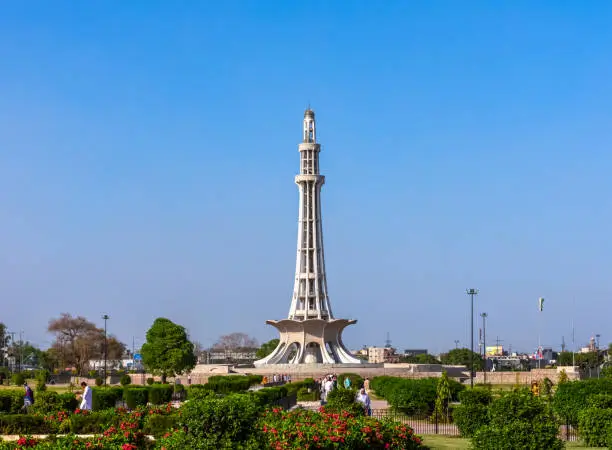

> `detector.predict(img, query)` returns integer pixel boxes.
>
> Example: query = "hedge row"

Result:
[0,410,179,436]
[370,376,464,416]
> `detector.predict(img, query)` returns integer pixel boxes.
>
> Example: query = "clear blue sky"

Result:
[1,1,611,355]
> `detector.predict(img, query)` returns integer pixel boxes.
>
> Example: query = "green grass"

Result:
[421,436,599,449]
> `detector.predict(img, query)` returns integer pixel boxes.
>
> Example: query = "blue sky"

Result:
[1,2,611,355]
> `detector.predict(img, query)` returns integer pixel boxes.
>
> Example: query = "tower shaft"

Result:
[289,109,332,320]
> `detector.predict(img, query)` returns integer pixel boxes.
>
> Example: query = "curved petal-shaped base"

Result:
[254,318,362,366]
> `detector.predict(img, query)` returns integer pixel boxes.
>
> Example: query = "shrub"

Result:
[186,384,214,401]
[123,387,148,409]
[143,414,180,437]
[0,415,50,434]
[472,421,564,450]
[371,376,464,416]
[458,387,492,407]
[148,384,173,405]
[258,408,426,449]
[0,390,24,414]
[92,387,123,411]
[326,387,364,416]
[11,373,25,386]
[88,370,97,379]
[120,374,131,386]
[179,394,263,447]
[471,390,563,450]
[146,377,154,385]
[94,377,103,387]
[174,383,185,394]
[338,372,364,389]
[454,403,489,437]
[553,379,612,427]
[296,386,319,401]
[578,407,612,447]
[587,394,612,409]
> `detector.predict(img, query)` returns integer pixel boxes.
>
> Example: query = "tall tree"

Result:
[213,332,258,350]
[140,318,196,383]
[256,339,280,359]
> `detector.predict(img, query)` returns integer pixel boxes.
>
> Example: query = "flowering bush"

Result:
[258,407,425,449]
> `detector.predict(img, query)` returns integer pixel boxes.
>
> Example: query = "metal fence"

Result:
[370,409,579,441]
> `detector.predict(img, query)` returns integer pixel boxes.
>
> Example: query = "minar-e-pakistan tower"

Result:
[255,109,361,366]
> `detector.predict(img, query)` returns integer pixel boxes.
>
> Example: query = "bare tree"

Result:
[47,313,126,375]
[213,332,258,350]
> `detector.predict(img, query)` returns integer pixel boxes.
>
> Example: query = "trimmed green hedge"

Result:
[578,407,612,447]
[371,376,464,416]
[0,415,50,434]
[552,379,612,427]
[453,388,493,437]
[92,387,123,410]
[0,390,24,414]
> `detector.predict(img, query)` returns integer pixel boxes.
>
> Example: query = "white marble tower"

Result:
[254,109,361,366]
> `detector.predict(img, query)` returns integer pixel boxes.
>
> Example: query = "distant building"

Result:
[201,348,258,365]
[368,347,400,363]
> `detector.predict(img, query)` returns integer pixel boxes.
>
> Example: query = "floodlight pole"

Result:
[102,315,110,385]
[481,313,487,384]
[466,289,479,388]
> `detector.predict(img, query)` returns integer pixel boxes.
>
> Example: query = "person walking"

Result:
[363,377,370,393]
[343,376,351,389]
[79,381,92,411]
[23,383,34,412]
[356,388,371,416]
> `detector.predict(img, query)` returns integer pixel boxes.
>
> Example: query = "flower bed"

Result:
[258,407,425,449]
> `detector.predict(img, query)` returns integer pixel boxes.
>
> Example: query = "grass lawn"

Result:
[422,435,597,449]
[0,381,71,394]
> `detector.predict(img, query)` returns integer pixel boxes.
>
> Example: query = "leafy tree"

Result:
[400,353,441,364]
[558,351,602,371]
[141,318,196,383]
[440,348,484,371]
[256,339,280,359]
[433,371,452,423]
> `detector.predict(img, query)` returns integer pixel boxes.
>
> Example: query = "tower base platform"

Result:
[254,318,363,366]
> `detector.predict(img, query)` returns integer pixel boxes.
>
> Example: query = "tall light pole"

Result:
[466,288,479,388]
[454,340,460,349]
[481,313,487,384]
[102,315,110,385]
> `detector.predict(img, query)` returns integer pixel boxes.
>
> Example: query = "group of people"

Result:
[316,374,372,416]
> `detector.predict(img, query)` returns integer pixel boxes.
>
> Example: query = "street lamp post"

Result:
[102,315,110,385]
[466,288,479,388]
[481,313,488,384]
[454,340,460,349]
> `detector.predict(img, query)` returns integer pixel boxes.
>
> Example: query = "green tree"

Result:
[400,353,441,364]
[141,318,196,383]
[433,371,452,423]
[256,339,280,359]
[440,348,484,371]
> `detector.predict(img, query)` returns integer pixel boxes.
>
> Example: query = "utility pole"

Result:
[19,331,23,372]
[481,313,488,384]
[466,288,479,388]
[102,315,110,385]
[8,332,16,372]
[561,336,566,353]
